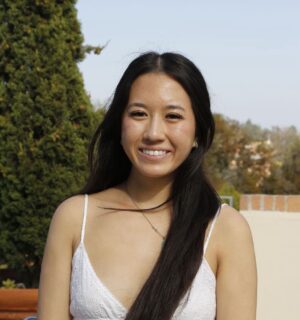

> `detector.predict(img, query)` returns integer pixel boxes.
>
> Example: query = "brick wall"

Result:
[240,194,300,212]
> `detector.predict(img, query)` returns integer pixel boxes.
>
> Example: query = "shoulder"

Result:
[217,204,253,236]
[215,205,257,317]
[48,194,86,245]
[50,187,126,240]
[216,204,255,260]
[53,194,85,223]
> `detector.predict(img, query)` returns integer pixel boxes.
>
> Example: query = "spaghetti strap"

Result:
[80,194,89,244]
[203,203,225,254]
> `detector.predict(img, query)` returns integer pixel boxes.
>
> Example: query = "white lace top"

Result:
[70,194,223,319]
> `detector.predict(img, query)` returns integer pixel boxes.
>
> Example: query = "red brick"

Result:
[252,194,261,210]
[264,195,274,210]
[275,195,285,211]
[287,195,300,212]
[240,195,249,210]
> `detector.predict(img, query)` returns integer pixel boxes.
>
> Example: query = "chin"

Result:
[135,167,175,180]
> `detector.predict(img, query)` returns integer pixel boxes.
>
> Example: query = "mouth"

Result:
[138,148,171,159]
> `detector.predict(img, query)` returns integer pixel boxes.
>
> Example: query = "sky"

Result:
[76,0,299,130]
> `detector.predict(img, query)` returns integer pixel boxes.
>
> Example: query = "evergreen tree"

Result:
[0,0,102,286]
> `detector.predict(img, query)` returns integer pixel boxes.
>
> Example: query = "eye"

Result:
[166,113,184,120]
[129,110,147,118]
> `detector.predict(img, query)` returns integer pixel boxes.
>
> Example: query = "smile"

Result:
[142,149,168,156]
[138,148,171,158]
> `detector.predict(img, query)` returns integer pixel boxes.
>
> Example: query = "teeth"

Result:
[142,149,167,156]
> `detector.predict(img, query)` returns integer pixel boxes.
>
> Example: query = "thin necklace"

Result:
[125,183,166,243]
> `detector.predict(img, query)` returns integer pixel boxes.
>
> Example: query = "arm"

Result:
[216,206,257,320]
[37,196,83,320]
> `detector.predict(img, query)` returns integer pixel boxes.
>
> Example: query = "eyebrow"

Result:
[127,102,185,112]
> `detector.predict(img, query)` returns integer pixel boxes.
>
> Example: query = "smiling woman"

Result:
[121,72,196,180]
[38,52,257,320]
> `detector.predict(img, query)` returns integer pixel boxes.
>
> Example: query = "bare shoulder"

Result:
[215,204,257,318]
[53,186,124,230]
[49,194,86,247]
[38,194,86,318]
[216,204,257,296]
[52,195,85,224]
[216,204,255,259]
[217,204,253,242]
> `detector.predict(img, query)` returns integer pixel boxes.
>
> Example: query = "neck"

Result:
[124,171,173,209]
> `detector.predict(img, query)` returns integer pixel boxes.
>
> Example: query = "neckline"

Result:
[73,199,224,312]
[73,241,216,313]
[81,242,128,312]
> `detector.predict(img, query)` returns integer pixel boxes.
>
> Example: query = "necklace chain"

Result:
[125,183,166,242]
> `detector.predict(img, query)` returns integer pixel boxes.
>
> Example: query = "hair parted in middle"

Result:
[81,51,221,320]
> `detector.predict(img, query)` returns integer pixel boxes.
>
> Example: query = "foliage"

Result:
[0,0,103,287]
[219,182,241,210]
[206,113,277,195]
[1,278,17,289]
[263,135,300,194]
[281,137,300,192]
[207,114,300,198]
[0,277,25,288]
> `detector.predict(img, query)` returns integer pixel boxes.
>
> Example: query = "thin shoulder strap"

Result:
[203,203,225,254]
[80,194,89,244]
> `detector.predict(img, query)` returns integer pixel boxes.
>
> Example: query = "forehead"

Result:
[128,72,192,109]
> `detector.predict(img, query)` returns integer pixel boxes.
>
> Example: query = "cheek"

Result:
[121,117,131,136]
[121,117,142,146]
[171,122,195,143]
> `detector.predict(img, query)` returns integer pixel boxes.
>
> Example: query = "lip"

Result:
[138,147,172,152]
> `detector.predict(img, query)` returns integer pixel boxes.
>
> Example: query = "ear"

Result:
[192,139,198,148]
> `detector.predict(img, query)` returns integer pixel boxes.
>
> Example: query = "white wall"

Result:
[241,210,300,320]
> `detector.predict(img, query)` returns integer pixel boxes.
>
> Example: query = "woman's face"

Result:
[121,72,196,180]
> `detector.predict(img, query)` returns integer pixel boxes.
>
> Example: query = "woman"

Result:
[38,52,257,319]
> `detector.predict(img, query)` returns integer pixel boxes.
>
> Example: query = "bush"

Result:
[0,1,102,287]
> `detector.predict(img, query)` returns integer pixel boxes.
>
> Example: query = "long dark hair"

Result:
[81,51,221,319]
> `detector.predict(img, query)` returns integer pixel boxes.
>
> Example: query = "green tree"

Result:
[0,0,102,286]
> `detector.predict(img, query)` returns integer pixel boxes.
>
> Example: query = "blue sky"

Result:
[76,0,299,130]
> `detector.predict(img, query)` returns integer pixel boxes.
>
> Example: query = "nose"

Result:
[143,115,165,142]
